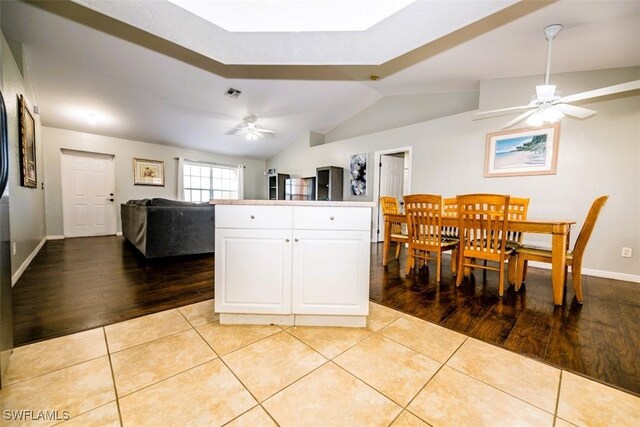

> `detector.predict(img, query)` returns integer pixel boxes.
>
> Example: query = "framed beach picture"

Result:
[350,153,367,196]
[133,158,165,186]
[484,124,560,178]
[18,95,37,188]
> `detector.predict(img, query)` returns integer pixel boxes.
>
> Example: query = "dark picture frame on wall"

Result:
[18,94,37,188]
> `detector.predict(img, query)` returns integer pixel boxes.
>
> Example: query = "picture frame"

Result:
[484,123,560,178]
[349,153,367,196]
[133,158,165,186]
[18,95,37,188]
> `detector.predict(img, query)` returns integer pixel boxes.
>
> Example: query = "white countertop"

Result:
[211,199,374,208]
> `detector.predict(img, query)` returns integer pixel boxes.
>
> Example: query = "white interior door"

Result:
[61,151,116,237]
[376,154,405,241]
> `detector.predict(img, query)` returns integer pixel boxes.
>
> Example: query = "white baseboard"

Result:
[11,237,47,286]
[116,231,123,236]
[527,261,640,283]
[46,235,65,240]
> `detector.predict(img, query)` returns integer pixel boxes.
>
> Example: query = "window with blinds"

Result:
[183,162,239,202]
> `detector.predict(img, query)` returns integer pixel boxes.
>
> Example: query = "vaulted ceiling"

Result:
[2,0,639,158]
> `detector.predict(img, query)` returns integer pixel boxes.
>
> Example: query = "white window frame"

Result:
[182,160,242,202]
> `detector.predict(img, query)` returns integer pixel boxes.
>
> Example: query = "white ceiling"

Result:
[2,0,639,159]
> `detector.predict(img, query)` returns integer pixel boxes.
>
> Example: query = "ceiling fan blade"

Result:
[256,128,276,134]
[500,109,537,130]
[558,80,640,103]
[474,105,530,117]
[553,103,597,119]
[225,127,246,136]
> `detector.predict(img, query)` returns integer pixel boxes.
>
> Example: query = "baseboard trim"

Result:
[46,235,65,240]
[116,231,123,236]
[12,236,47,286]
[527,261,640,284]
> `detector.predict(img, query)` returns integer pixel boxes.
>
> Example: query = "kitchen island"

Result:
[211,200,373,327]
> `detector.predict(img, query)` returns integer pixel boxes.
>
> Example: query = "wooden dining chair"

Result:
[503,197,530,281]
[404,194,459,282]
[455,194,514,296]
[514,195,609,303]
[442,197,459,240]
[380,196,408,266]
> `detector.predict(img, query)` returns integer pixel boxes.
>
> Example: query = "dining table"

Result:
[383,213,575,306]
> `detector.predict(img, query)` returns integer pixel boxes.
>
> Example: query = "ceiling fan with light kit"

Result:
[226,114,276,140]
[475,24,640,130]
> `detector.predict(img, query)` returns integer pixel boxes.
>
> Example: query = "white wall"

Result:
[324,91,479,143]
[43,127,267,236]
[1,33,46,279]
[267,67,640,278]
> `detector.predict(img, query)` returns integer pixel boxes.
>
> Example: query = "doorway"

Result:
[372,147,412,242]
[61,150,117,237]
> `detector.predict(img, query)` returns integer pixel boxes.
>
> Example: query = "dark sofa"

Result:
[121,198,214,258]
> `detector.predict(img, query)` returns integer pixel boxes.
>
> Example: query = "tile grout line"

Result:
[398,335,471,426]
[188,315,268,413]
[440,337,561,417]
[554,370,564,425]
[102,327,125,427]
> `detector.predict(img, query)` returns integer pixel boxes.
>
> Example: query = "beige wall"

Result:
[43,127,267,236]
[267,67,640,278]
[1,33,46,280]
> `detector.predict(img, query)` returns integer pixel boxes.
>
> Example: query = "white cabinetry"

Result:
[214,202,371,327]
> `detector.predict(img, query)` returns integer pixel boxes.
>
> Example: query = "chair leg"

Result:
[498,261,505,297]
[451,248,458,275]
[456,256,465,286]
[514,254,525,291]
[572,261,584,303]
[383,238,389,266]
[522,260,528,281]
[436,251,441,283]
[507,257,516,285]
[395,243,401,260]
[405,247,413,276]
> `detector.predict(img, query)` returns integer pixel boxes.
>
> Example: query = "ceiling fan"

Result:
[226,114,276,140]
[475,24,640,129]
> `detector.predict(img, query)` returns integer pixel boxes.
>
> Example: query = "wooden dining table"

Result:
[383,213,575,306]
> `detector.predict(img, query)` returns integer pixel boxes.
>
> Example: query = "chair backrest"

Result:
[380,196,402,235]
[404,194,443,248]
[456,193,511,261]
[572,195,609,260]
[506,197,530,243]
[443,197,457,217]
[380,196,399,215]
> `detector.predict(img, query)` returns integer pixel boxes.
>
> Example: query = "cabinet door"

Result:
[215,229,292,314]
[291,230,369,315]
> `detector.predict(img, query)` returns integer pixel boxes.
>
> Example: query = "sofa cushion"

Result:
[126,198,152,206]
[150,198,208,207]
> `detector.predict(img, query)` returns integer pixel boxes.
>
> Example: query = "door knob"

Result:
[110,193,114,196]
[108,198,114,202]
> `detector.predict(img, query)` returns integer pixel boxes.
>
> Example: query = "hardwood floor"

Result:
[371,244,640,395]
[12,236,213,346]
[12,236,639,395]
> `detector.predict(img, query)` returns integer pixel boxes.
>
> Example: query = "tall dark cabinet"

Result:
[316,166,343,201]
[267,173,290,200]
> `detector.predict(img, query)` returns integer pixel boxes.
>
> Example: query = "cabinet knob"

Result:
[294,238,299,242]
[250,215,255,219]
[285,238,290,242]
[330,216,335,220]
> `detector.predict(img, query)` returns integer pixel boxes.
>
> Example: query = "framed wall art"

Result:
[133,158,165,186]
[18,95,37,188]
[484,123,560,177]
[349,153,367,196]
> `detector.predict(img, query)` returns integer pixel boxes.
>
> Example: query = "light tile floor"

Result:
[1,300,638,427]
